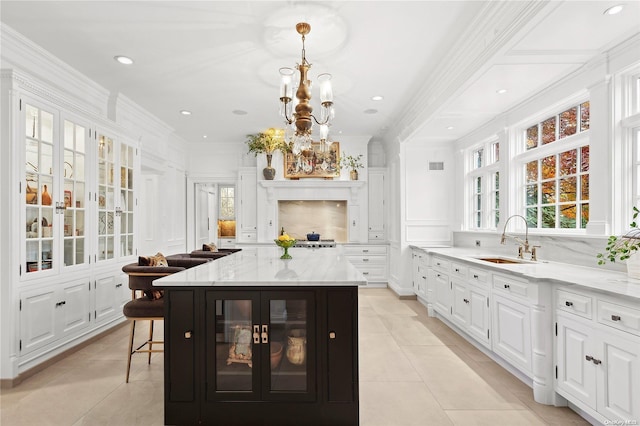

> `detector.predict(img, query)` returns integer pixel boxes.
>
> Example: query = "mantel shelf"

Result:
[258,180,365,189]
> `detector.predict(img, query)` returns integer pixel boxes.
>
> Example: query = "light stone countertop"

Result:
[411,246,640,300]
[154,246,366,287]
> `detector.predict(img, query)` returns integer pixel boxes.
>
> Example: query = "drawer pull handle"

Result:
[611,315,621,321]
[585,355,593,361]
[592,358,602,365]
[422,276,426,279]
[363,258,369,262]
[363,272,369,275]
[504,284,510,289]
[55,301,66,307]
[565,301,573,307]
[116,283,123,288]
[261,324,269,344]
[473,274,479,279]
[363,249,369,253]
[463,298,469,304]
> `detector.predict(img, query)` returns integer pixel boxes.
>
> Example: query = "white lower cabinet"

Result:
[411,249,428,299]
[94,272,128,323]
[432,270,451,318]
[344,244,388,285]
[556,288,640,423]
[20,279,91,355]
[492,293,532,374]
[450,277,490,349]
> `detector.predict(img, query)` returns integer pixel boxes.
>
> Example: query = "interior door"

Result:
[194,183,212,249]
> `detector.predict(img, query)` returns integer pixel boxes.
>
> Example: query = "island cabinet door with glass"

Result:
[164,287,359,426]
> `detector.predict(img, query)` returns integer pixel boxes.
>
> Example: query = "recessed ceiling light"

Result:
[232,110,248,115]
[447,126,454,130]
[364,109,378,114]
[180,110,192,116]
[114,55,134,65]
[604,4,624,14]
[496,88,508,94]
[203,135,208,139]
[371,95,384,101]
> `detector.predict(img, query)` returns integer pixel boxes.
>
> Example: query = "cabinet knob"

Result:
[329,331,336,339]
[611,315,621,321]
[463,298,469,304]
[184,331,192,339]
[504,284,510,289]
[565,301,573,307]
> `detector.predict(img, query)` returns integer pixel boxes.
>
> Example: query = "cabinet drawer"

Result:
[352,264,387,282]
[468,268,489,285]
[343,245,387,255]
[432,257,450,272]
[493,274,531,299]
[240,232,257,242]
[450,262,467,278]
[597,300,640,337]
[368,232,385,241]
[346,255,386,266]
[557,289,592,319]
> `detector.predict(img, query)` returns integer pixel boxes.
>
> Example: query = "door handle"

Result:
[253,325,260,344]
[261,324,269,344]
[611,315,621,321]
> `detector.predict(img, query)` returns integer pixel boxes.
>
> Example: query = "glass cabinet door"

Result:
[263,291,315,401]
[206,292,261,401]
[97,134,115,261]
[62,119,87,267]
[119,144,134,257]
[24,103,55,274]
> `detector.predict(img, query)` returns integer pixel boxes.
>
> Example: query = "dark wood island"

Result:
[154,247,364,426]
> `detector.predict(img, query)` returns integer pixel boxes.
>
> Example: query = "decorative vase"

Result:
[263,154,276,180]
[286,330,306,365]
[280,246,292,259]
[41,184,52,206]
[350,170,358,180]
[627,254,640,279]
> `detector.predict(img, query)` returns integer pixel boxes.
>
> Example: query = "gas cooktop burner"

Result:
[294,239,336,248]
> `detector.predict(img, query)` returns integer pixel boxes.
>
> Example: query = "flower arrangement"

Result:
[245,128,290,156]
[597,206,640,264]
[338,152,364,171]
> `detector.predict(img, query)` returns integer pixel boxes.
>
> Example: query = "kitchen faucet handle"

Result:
[531,245,541,261]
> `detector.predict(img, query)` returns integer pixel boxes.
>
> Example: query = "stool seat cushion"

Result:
[123,298,164,318]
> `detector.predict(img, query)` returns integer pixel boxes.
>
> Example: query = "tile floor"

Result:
[0,288,590,425]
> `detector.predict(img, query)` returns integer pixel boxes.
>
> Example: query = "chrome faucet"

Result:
[500,215,530,259]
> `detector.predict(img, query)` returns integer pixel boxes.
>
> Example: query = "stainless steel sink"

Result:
[474,257,530,264]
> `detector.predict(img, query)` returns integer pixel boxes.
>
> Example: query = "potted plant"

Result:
[246,128,290,180]
[338,152,364,180]
[597,206,640,278]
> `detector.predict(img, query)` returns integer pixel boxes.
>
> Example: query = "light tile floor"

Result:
[0,288,590,425]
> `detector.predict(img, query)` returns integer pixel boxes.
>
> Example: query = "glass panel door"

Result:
[97,134,114,261]
[24,103,55,274]
[62,119,87,267]
[206,291,260,401]
[119,144,134,257]
[264,291,316,401]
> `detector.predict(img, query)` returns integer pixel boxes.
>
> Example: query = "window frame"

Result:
[466,138,500,231]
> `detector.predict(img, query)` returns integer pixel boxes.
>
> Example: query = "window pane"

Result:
[559,177,577,202]
[580,101,590,132]
[526,184,538,205]
[559,150,577,176]
[581,146,589,172]
[559,107,578,139]
[581,175,589,201]
[542,206,556,228]
[492,142,500,162]
[475,212,481,228]
[526,161,538,182]
[526,208,538,227]
[494,171,499,190]
[474,149,483,169]
[475,176,482,193]
[541,155,556,179]
[560,204,577,228]
[526,125,538,150]
[541,117,556,145]
[581,204,589,228]
[542,181,556,204]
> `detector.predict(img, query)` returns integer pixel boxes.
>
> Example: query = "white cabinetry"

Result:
[556,288,640,423]
[237,168,257,243]
[343,245,388,286]
[411,249,428,300]
[491,274,534,374]
[367,168,385,241]
[431,256,451,319]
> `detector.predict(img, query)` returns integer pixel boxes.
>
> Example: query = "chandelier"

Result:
[279,22,334,155]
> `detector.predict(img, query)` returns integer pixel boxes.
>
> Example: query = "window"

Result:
[521,102,590,230]
[219,186,235,220]
[467,140,500,229]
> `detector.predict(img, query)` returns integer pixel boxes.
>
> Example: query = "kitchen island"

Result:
[154,246,365,426]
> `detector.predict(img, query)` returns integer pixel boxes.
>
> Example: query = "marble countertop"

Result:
[411,246,640,300]
[154,246,366,287]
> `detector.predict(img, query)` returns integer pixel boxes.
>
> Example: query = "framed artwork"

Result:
[284,141,340,179]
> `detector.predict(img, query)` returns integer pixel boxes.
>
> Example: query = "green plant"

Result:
[597,206,640,264]
[338,152,364,171]
[245,128,290,156]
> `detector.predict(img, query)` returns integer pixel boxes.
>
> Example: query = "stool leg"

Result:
[126,320,136,383]
[148,319,154,364]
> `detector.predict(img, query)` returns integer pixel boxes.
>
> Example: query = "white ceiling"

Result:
[1,1,638,147]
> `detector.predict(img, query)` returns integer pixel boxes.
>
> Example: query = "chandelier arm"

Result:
[310,114,330,126]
